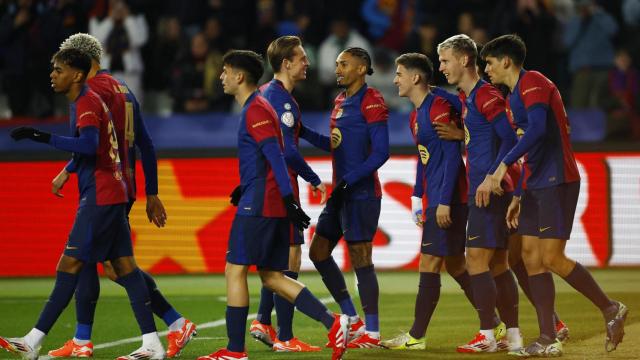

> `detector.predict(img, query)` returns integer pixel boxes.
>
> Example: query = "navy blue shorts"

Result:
[227,215,289,270]
[422,204,468,256]
[315,198,381,242]
[466,194,511,249]
[289,222,304,245]
[65,204,133,262]
[518,182,580,240]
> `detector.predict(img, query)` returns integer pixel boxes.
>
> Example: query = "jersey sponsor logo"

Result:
[281,111,295,127]
[418,145,429,165]
[78,111,97,120]
[433,112,448,122]
[539,226,551,232]
[66,245,79,250]
[468,235,480,241]
[284,102,292,110]
[464,124,470,145]
[365,103,384,110]
[251,120,271,128]
[522,86,542,96]
[331,128,342,149]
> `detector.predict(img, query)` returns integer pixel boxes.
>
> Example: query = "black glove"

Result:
[327,179,348,206]
[10,127,51,144]
[283,194,311,230]
[229,185,242,206]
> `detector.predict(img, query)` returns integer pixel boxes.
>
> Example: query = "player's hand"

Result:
[434,121,464,141]
[411,196,424,227]
[327,179,348,207]
[10,126,51,143]
[312,182,327,204]
[475,176,493,208]
[506,196,521,230]
[283,194,311,230]
[436,204,452,229]
[51,169,70,198]
[229,185,242,206]
[488,173,504,196]
[146,195,167,228]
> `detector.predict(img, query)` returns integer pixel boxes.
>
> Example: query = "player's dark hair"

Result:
[480,34,527,67]
[395,53,434,84]
[51,48,92,77]
[343,47,374,76]
[267,36,302,73]
[222,50,264,85]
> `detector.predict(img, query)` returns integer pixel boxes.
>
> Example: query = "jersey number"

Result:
[125,101,135,148]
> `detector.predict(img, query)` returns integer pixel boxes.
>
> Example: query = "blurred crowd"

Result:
[1,0,639,140]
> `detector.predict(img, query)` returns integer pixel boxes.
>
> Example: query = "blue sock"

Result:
[140,270,178,326]
[274,271,298,341]
[313,257,356,316]
[74,264,100,340]
[495,270,519,328]
[115,268,156,334]
[35,271,79,333]
[355,265,379,332]
[529,272,556,339]
[470,271,498,330]
[257,287,274,325]
[294,287,335,329]
[409,272,440,339]
[226,306,249,352]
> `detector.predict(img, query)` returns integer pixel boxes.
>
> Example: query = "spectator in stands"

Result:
[146,16,186,92]
[170,32,227,113]
[563,0,618,109]
[513,0,557,77]
[368,46,409,111]
[360,0,412,52]
[404,16,445,85]
[604,48,640,140]
[90,0,148,104]
[317,18,371,101]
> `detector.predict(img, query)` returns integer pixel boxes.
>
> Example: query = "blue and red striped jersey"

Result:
[504,70,580,189]
[70,85,127,207]
[460,80,516,196]
[329,84,389,200]
[410,91,467,208]
[236,91,290,218]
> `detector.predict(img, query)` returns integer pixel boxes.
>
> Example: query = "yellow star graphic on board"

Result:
[129,161,228,272]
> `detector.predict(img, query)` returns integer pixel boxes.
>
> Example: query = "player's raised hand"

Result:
[10,126,51,143]
[146,195,167,228]
[434,121,464,141]
[312,182,327,204]
[283,194,311,230]
[411,196,424,227]
[51,169,70,198]
[475,176,492,207]
[436,204,452,229]
[229,185,242,206]
[506,196,521,230]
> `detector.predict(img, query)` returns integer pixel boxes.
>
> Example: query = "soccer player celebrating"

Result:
[43,33,196,359]
[1,49,164,360]
[437,34,522,353]
[380,52,469,350]
[245,35,326,352]
[481,34,628,356]
[196,50,349,360]
[300,47,389,348]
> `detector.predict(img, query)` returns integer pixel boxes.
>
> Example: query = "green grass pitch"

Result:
[0,269,638,359]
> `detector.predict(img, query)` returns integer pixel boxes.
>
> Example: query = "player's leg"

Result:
[310,201,358,324]
[490,249,522,352]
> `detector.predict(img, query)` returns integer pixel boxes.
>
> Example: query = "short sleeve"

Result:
[430,97,453,124]
[246,102,279,143]
[520,71,553,110]
[76,97,101,129]
[475,85,506,122]
[361,89,389,124]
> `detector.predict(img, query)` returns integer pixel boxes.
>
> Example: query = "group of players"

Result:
[0,29,630,360]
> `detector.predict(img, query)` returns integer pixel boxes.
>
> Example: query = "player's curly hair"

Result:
[437,34,477,67]
[60,33,103,63]
[343,47,374,76]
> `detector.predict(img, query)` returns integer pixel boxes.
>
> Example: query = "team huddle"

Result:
[0,31,630,360]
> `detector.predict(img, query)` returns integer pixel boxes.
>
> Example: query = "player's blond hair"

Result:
[60,33,103,63]
[437,34,477,67]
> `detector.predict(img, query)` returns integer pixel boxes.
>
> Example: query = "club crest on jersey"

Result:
[284,102,292,110]
[335,107,343,118]
[331,128,342,149]
[418,145,429,165]
[281,111,294,127]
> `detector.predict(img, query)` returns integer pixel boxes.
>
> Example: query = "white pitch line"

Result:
[38,295,336,360]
